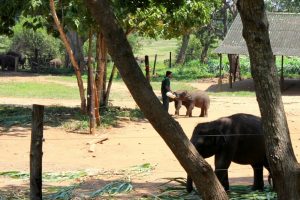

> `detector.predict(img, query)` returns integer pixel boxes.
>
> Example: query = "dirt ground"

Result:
[0,73,300,199]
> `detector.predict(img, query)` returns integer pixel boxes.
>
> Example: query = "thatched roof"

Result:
[214,12,300,56]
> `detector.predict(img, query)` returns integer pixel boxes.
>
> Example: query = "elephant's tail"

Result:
[186,174,193,193]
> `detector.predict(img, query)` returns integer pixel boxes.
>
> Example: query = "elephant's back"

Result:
[192,90,210,106]
[228,114,266,164]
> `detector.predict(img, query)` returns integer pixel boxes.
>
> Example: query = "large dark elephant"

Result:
[6,51,26,68]
[0,54,18,71]
[186,113,271,192]
[172,90,210,117]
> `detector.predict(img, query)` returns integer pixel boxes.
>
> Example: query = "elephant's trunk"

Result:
[186,174,193,193]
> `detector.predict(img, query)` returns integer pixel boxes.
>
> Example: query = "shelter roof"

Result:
[214,12,300,56]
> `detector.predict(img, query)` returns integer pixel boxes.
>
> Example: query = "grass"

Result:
[136,38,179,62]
[150,81,197,91]
[0,164,277,199]
[0,82,79,99]
[209,91,255,97]
[0,170,88,182]
[0,105,144,130]
[0,164,154,199]
[149,178,277,200]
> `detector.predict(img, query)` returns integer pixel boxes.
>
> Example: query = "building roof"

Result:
[214,12,300,56]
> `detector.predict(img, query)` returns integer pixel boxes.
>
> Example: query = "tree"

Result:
[265,0,300,12]
[237,0,300,199]
[85,0,228,199]
[49,0,87,113]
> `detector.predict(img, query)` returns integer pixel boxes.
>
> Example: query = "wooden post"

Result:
[30,104,44,200]
[105,64,117,106]
[218,54,222,84]
[218,54,223,91]
[228,54,233,88]
[145,55,150,82]
[169,52,172,68]
[280,55,284,91]
[152,54,157,75]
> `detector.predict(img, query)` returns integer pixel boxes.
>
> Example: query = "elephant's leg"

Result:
[251,164,264,190]
[175,100,182,115]
[187,103,195,117]
[215,154,231,191]
[204,107,208,117]
[200,105,207,117]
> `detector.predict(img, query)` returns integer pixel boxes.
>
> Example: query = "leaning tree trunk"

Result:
[176,33,190,64]
[237,0,300,199]
[49,0,87,112]
[85,0,228,199]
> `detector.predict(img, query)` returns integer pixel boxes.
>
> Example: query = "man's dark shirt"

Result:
[161,76,170,96]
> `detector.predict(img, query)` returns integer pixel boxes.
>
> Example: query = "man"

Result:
[161,71,172,112]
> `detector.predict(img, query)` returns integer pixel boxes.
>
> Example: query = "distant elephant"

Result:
[186,113,271,192]
[173,90,210,117]
[0,54,18,71]
[6,51,26,67]
[84,56,95,65]
[49,58,63,68]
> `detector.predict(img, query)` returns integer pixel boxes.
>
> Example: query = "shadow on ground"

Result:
[206,78,300,96]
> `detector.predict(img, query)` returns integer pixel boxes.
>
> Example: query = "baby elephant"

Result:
[173,90,210,117]
[186,113,270,192]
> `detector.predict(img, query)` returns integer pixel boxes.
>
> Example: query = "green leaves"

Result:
[90,181,133,197]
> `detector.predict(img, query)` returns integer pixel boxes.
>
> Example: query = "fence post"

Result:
[145,55,150,82]
[169,52,172,68]
[152,54,157,75]
[30,104,44,200]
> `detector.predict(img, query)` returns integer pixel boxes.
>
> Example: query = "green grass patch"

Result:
[150,81,197,91]
[149,178,277,200]
[0,105,144,130]
[44,185,79,200]
[47,74,88,82]
[209,91,255,97]
[0,170,88,182]
[90,181,133,198]
[136,38,179,61]
[0,82,79,99]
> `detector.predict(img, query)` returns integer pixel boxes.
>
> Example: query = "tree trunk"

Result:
[228,54,241,83]
[87,29,96,134]
[95,32,107,107]
[237,0,300,199]
[222,0,228,38]
[65,30,86,71]
[85,0,228,199]
[49,0,87,112]
[105,64,117,106]
[176,33,190,64]
[200,41,210,64]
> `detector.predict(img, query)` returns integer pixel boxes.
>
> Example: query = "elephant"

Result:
[0,54,18,71]
[49,58,63,68]
[6,51,26,67]
[172,90,210,117]
[186,113,271,192]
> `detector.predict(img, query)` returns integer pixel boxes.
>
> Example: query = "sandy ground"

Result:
[0,72,300,198]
